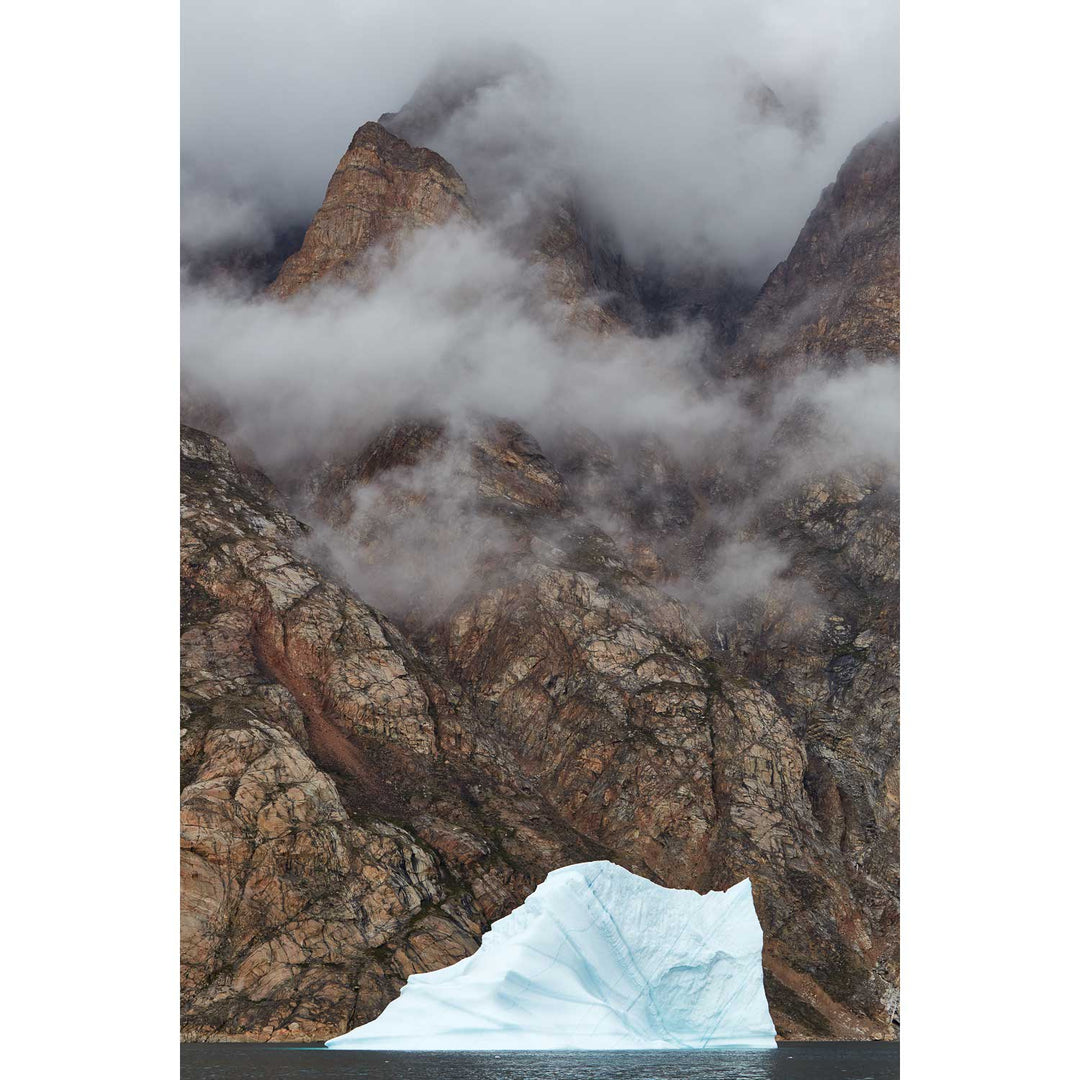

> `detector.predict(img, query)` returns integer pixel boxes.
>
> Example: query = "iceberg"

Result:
[327,860,776,1050]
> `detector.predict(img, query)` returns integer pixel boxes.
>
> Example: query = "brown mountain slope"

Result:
[182,415,898,1040]
[271,112,622,331]
[180,424,609,1040]
[693,121,901,1030]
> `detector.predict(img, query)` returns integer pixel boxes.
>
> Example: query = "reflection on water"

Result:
[182,1042,899,1080]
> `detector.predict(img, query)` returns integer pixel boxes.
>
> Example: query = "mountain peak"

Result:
[346,121,466,180]
[270,122,473,298]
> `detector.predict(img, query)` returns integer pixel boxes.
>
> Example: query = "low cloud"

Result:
[300,441,519,626]
[181,0,898,279]
[182,222,724,470]
[183,218,897,625]
[180,176,273,255]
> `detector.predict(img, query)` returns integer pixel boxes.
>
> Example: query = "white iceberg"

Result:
[327,860,776,1050]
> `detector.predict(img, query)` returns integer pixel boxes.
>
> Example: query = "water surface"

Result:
[182,1041,899,1079]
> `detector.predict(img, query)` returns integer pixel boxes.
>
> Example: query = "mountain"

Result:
[181,107,900,1042]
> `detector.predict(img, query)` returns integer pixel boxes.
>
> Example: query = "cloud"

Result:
[181,222,726,470]
[180,174,273,255]
[180,217,899,474]
[182,218,897,623]
[300,440,520,625]
[181,0,898,277]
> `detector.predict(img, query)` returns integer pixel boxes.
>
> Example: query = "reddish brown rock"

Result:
[270,122,473,298]
[182,415,899,1041]
[180,425,603,1041]
[298,408,898,1039]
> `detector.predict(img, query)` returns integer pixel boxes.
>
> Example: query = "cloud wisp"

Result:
[182,219,897,625]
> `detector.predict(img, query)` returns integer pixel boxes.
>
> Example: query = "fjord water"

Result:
[181,1042,899,1080]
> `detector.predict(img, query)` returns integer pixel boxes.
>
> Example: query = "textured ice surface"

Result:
[327,860,776,1050]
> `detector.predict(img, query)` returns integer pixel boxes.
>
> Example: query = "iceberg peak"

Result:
[327,860,777,1050]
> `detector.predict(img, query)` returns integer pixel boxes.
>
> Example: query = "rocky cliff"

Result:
[728,120,899,376]
[181,425,607,1039]
[182,107,900,1041]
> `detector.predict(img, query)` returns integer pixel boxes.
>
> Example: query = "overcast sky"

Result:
[181,0,898,278]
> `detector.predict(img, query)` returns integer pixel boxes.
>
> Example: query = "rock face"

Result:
[270,122,473,298]
[180,426,604,1040]
[728,120,899,376]
[180,110,900,1043]
[181,406,898,1040]
[531,204,627,334]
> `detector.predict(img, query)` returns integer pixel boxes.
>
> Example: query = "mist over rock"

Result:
[376,48,763,339]
[728,119,900,377]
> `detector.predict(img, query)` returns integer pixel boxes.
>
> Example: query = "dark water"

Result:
[182,1042,899,1079]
